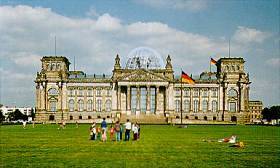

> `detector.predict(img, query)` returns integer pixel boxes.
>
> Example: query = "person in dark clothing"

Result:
[101,118,107,133]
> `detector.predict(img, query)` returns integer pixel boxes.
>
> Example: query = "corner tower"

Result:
[35,56,70,122]
[216,58,250,123]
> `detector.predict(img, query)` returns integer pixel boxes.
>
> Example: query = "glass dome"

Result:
[125,47,165,69]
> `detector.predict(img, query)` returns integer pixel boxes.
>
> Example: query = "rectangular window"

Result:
[193,89,199,97]
[175,88,181,97]
[79,89,84,96]
[106,89,111,96]
[202,90,208,97]
[184,89,190,97]
[50,101,57,112]
[229,102,236,112]
[212,88,218,97]
[87,89,92,96]
[96,89,101,96]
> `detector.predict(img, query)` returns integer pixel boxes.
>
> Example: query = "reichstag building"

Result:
[35,47,251,123]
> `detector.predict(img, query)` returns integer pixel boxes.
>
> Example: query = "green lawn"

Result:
[0,124,279,168]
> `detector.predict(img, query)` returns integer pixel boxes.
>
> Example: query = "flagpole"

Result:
[209,57,211,73]
[180,70,183,125]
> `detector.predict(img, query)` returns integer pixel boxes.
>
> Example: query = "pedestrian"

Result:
[90,122,96,140]
[32,120,35,128]
[137,122,140,140]
[120,123,123,140]
[101,118,107,133]
[132,122,138,140]
[101,129,107,142]
[124,119,132,141]
[96,127,102,141]
[76,121,79,128]
[114,121,121,141]
[110,124,115,141]
[22,120,27,129]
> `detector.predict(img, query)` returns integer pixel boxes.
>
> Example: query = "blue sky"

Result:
[0,0,279,107]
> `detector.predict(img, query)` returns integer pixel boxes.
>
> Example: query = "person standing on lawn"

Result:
[101,118,107,133]
[124,119,132,141]
[114,121,121,141]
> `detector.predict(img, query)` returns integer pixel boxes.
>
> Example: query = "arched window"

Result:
[87,100,93,111]
[96,99,102,112]
[228,89,237,97]
[69,99,74,112]
[175,100,180,112]
[212,100,218,112]
[202,100,208,112]
[48,88,58,95]
[184,100,190,112]
[49,99,57,112]
[193,100,199,112]
[105,100,111,112]
[78,99,84,112]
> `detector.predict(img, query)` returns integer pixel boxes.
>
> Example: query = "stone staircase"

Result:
[119,114,167,124]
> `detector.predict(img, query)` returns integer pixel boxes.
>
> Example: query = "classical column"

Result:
[127,86,131,111]
[208,88,211,112]
[93,88,96,111]
[165,85,168,112]
[240,84,245,112]
[156,86,160,114]
[199,89,202,112]
[136,86,140,111]
[190,88,193,112]
[36,83,40,110]
[117,86,121,111]
[146,85,150,114]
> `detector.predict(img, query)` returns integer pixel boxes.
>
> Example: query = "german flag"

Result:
[181,71,195,84]
[210,58,217,65]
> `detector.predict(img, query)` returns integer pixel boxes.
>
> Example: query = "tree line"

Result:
[0,108,35,123]
[262,106,280,121]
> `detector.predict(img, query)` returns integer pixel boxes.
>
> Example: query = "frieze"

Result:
[117,69,169,82]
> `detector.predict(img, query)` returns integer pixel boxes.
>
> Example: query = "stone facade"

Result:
[35,48,252,123]
[248,100,263,123]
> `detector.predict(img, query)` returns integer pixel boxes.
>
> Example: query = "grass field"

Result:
[0,124,279,168]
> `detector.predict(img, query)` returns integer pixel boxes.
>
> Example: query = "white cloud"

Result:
[0,5,276,106]
[95,13,122,31]
[134,0,208,11]
[232,26,271,44]
[266,58,280,67]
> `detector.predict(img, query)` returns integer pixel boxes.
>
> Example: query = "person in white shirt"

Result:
[124,119,132,141]
[132,123,138,140]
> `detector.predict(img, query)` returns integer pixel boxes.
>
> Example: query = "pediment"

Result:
[118,70,168,82]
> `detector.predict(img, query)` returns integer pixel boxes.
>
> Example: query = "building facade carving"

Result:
[35,47,254,123]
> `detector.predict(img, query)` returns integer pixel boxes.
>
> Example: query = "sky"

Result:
[0,0,279,107]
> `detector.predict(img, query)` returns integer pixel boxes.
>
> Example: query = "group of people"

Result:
[89,118,140,142]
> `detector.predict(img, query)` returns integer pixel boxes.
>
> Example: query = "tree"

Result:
[7,109,28,121]
[30,108,35,120]
[262,106,280,121]
[0,111,5,123]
